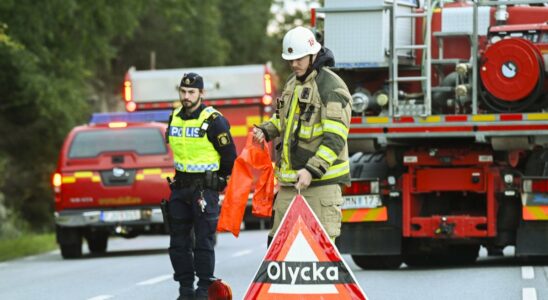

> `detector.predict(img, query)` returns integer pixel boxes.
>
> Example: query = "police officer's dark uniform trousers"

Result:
[167,98,236,299]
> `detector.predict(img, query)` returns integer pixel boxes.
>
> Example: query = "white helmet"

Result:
[281,26,321,60]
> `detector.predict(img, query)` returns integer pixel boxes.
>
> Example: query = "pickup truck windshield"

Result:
[68,128,166,158]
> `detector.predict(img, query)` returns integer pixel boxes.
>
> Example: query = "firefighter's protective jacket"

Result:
[258,48,352,186]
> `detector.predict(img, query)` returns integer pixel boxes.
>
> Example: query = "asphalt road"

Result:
[0,230,547,300]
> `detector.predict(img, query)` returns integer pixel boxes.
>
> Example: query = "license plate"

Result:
[342,195,381,209]
[100,210,141,222]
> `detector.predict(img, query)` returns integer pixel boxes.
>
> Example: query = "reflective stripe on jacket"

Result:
[168,106,221,172]
[259,67,352,186]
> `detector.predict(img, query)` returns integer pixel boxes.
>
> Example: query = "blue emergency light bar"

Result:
[90,110,172,124]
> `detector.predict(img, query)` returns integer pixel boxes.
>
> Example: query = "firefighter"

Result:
[253,26,352,244]
[166,72,236,300]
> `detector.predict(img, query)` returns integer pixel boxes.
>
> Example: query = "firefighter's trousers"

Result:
[269,184,344,239]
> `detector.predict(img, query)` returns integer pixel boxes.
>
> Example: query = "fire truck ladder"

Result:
[390,0,433,117]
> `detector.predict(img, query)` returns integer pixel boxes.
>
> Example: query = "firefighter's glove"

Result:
[252,126,266,144]
[295,169,312,191]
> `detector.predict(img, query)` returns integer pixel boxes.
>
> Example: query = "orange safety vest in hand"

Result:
[217,133,274,237]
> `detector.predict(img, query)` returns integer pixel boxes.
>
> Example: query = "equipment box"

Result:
[323,0,418,68]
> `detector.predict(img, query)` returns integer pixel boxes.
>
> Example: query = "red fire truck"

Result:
[123,64,275,157]
[314,0,548,268]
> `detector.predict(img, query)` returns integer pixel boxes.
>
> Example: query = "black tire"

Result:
[524,149,548,176]
[87,233,108,254]
[60,243,82,259]
[352,255,402,270]
[56,226,83,259]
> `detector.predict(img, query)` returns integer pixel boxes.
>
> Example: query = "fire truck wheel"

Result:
[351,255,402,270]
[86,232,109,254]
[524,149,548,176]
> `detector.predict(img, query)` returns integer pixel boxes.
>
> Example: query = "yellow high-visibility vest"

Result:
[168,106,221,173]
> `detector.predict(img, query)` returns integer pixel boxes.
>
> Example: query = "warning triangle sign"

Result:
[244,194,367,300]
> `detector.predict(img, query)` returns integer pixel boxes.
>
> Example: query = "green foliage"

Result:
[0,0,314,231]
[114,0,229,72]
[268,0,321,82]
[0,1,144,231]
[0,233,57,262]
[219,0,274,65]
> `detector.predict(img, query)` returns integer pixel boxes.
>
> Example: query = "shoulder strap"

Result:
[165,113,174,144]
[198,107,221,137]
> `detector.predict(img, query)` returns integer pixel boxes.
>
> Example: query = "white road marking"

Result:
[522,288,537,300]
[87,295,113,300]
[136,274,172,285]
[232,249,253,257]
[522,266,535,280]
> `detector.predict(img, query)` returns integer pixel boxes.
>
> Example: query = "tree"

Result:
[218,0,274,65]
[0,0,145,231]
[267,0,322,81]
[0,0,317,232]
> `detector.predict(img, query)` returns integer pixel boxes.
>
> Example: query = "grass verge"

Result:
[0,233,57,262]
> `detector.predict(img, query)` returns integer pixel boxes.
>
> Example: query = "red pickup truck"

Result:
[52,112,173,258]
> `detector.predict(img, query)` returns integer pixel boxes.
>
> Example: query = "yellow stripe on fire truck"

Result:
[357,113,548,124]
[230,115,271,137]
[522,205,548,221]
[526,113,548,121]
[136,169,174,181]
[342,207,388,222]
[62,172,100,184]
[417,116,441,123]
[471,115,496,122]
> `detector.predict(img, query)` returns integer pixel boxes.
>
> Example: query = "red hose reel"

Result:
[480,38,546,112]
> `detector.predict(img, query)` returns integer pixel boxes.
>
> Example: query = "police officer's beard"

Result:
[182,96,202,113]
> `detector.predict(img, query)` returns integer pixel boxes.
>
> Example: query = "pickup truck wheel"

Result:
[87,233,108,254]
[351,255,402,270]
[56,226,83,259]
[60,243,82,259]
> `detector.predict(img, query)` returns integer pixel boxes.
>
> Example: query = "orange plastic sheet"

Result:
[217,132,274,237]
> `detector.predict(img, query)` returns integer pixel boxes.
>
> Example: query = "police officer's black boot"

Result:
[194,214,217,300]
[177,287,195,300]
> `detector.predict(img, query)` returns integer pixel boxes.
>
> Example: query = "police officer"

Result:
[253,26,352,244]
[167,72,236,300]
